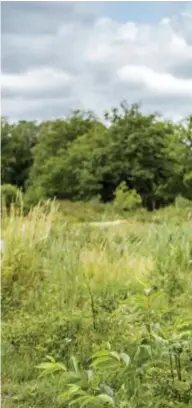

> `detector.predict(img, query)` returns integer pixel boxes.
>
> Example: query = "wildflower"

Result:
[153,322,160,330]
[144,287,152,296]
[65,338,72,344]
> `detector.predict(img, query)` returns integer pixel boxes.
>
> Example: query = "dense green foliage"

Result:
[114,182,142,211]
[1,118,38,189]
[1,200,192,407]
[1,184,21,209]
[1,103,192,210]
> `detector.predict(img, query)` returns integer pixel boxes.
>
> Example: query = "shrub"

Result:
[114,182,142,211]
[23,185,47,212]
[1,184,22,209]
[175,195,192,209]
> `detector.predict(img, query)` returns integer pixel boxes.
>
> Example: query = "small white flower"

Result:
[65,338,72,344]
[153,322,160,330]
[144,287,152,296]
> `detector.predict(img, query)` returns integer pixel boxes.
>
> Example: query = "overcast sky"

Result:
[1,1,192,122]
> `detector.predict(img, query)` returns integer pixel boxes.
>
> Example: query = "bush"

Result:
[114,182,142,211]
[1,184,21,209]
[23,186,47,212]
[175,195,192,209]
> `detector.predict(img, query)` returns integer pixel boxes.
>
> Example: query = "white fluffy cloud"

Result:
[1,3,192,121]
[118,65,192,96]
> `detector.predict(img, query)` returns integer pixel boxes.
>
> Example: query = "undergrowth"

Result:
[1,200,192,407]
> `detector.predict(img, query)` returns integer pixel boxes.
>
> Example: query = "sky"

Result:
[1,1,192,122]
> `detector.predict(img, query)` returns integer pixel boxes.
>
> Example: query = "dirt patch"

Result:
[86,220,128,227]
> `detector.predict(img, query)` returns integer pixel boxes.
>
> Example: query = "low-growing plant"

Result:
[36,346,131,407]
[36,323,192,407]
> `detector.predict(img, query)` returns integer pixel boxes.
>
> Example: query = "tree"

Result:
[98,106,180,209]
[2,104,191,210]
[1,118,38,189]
[27,112,105,202]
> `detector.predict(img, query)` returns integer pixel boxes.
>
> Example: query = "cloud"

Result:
[1,2,192,121]
[1,2,99,35]
[2,68,74,98]
[117,65,192,97]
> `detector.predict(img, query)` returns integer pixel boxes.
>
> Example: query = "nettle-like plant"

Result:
[36,346,131,407]
[131,283,192,403]
[36,285,192,407]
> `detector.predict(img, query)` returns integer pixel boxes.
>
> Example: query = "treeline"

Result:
[1,102,192,210]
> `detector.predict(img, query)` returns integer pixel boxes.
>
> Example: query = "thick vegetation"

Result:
[1,102,192,210]
[1,200,192,407]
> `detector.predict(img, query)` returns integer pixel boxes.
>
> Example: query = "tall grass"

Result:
[2,201,192,407]
[1,201,59,312]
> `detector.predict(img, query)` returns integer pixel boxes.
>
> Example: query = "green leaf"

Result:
[45,355,56,362]
[67,384,82,395]
[79,396,97,408]
[106,342,111,351]
[90,356,113,367]
[36,361,67,377]
[100,384,114,397]
[68,395,96,407]
[97,393,114,405]
[91,351,110,359]
[120,353,131,367]
[86,369,93,383]
[59,391,70,402]
[70,356,79,373]
[110,351,120,361]
[178,330,192,339]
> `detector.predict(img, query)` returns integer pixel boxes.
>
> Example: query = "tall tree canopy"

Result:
[1,104,192,210]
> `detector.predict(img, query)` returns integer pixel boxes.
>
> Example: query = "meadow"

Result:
[1,199,192,408]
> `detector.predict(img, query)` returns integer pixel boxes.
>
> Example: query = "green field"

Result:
[2,200,192,408]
